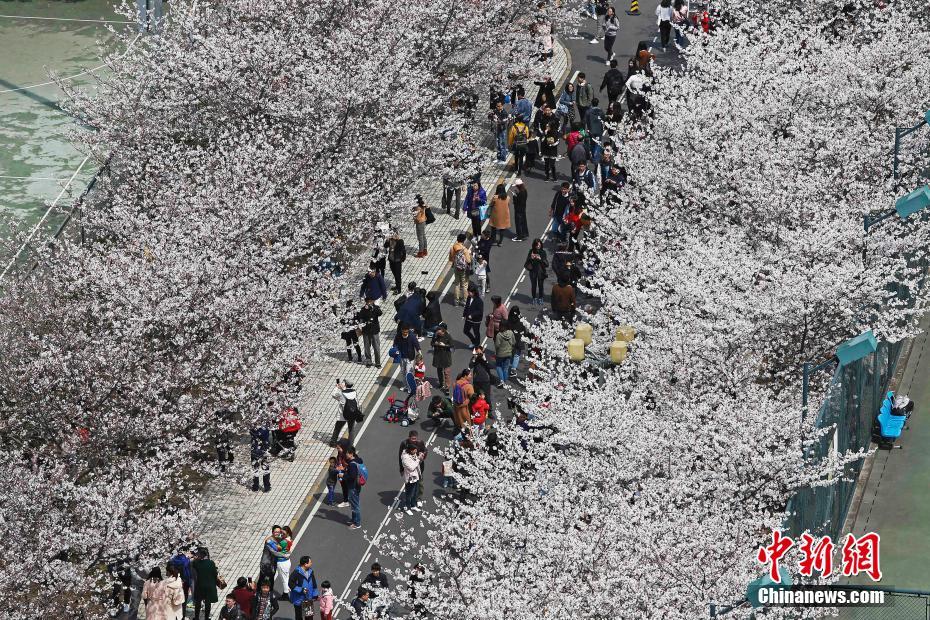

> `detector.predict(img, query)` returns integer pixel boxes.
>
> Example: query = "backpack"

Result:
[343,397,363,422]
[513,125,529,151]
[452,382,466,405]
[454,248,469,271]
[355,461,368,486]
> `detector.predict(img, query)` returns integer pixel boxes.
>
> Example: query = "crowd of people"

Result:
[116,4,687,619]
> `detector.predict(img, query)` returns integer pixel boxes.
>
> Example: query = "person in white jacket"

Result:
[329,380,362,445]
[400,445,422,513]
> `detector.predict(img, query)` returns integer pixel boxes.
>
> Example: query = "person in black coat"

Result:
[469,345,494,408]
[462,287,484,347]
[600,59,626,104]
[512,180,529,241]
[476,229,494,289]
[357,298,383,367]
[384,231,407,294]
[533,77,556,110]
[423,290,443,335]
[525,238,549,306]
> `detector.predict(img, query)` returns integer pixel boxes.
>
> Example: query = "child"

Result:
[325,457,339,505]
[319,580,335,620]
[474,257,488,294]
[413,353,426,381]
[470,392,490,428]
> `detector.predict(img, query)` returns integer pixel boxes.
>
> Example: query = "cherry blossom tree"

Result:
[381,3,930,619]
[0,0,572,615]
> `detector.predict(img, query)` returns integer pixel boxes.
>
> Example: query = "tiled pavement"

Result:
[195,41,570,608]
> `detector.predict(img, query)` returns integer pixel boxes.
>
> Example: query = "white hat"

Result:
[514,178,524,186]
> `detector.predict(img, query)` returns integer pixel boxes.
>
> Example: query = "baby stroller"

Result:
[269,407,301,461]
[871,391,914,450]
[383,372,422,426]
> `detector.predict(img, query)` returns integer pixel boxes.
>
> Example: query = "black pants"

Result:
[513,150,526,175]
[464,320,481,347]
[604,34,616,59]
[659,20,672,47]
[389,260,403,292]
[342,330,361,360]
[491,226,508,245]
[514,208,529,239]
[193,599,211,620]
[330,419,357,445]
[443,185,461,218]
[544,157,557,179]
[470,216,482,238]
[530,272,545,299]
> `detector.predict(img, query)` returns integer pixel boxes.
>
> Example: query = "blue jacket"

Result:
[464,187,487,218]
[397,295,425,327]
[393,331,420,360]
[514,97,533,123]
[170,553,193,586]
[360,272,388,300]
[288,566,319,606]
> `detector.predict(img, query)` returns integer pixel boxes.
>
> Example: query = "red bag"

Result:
[278,407,302,433]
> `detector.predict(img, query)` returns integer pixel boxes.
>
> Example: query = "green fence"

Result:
[839,586,930,620]
[786,339,904,542]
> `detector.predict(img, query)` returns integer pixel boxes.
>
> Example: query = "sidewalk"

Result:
[844,309,930,590]
[195,41,569,605]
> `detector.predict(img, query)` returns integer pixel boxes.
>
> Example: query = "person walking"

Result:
[393,323,421,382]
[470,346,494,408]
[600,58,626,104]
[475,229,494,289]
[551,279,577,322]
[431,323,453,393]
[494,320,516,387]
[511,179,529,241]
[603,6,620,63]
[451,369,475,433]
[400,444,422,513]
[549,183,572,242]
[672,0,689,47]
[357,297,382,367]
[359,267,388,302]
[232,578,255,618]
[485,295,509,343]
[556,82,578,132]
[464,179,488,239]
[575,73,594,123]
[656,0,674,51]
[191,548,219,620]
[488,184,512,245]
[319,581,335,620]
[507,118,531,175]
[345,446,365,529]
[541,126,560,181]
[250,426,272,493]
[442,174,462,218]
[330,380,362,445]
[463,287,484,348]
[413,195,429,257]
[448,233,472,306]
[399,429,428,503]
[288,556,319,620]
[525,239,549,306]
[585,98,605,141]
[384,231,407,294]
[508,306,527,381]
[423,290,443,336]
[488,100,510,164]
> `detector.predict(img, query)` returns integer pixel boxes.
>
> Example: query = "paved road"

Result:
[276,9,679,618]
